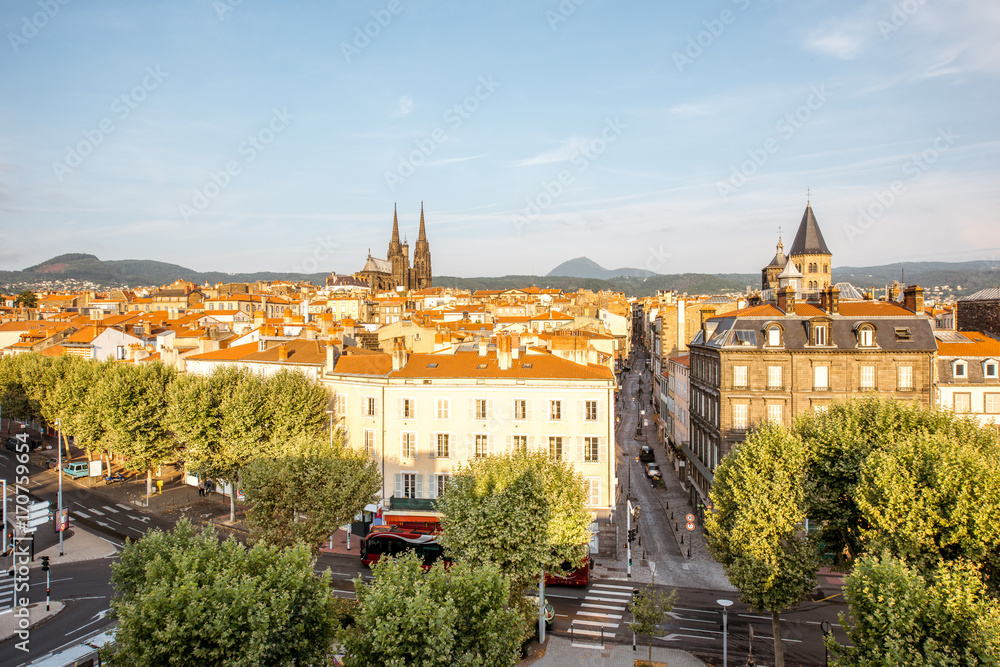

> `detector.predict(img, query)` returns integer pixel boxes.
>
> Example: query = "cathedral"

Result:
[761,201,832,295]
[357,204,433,292]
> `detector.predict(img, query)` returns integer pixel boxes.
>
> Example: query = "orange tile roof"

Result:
[184,342,260,361]
[668,355,690,366]
[389,350,614,381]
[40,344,68,357]
[710,304,784,319]
[838,302,916,317]
[334,353,393,375]
[936,331,1000,357]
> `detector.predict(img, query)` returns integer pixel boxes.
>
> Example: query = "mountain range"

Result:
[2,253,998,299]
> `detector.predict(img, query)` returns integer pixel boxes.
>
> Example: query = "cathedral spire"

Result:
[388,203,402,257]
[418,201,427,242]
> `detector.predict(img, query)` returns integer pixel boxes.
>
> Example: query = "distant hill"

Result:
[3,253,998,299]
[547,257,659,279]
[0,254,329,289]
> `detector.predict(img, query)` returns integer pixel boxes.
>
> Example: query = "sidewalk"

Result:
[525,634,706,667]
[0,523,117,643]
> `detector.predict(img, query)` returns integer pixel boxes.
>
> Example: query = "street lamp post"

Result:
[821,620,832,667]
[57,418,64,556]
[717,599,733,667]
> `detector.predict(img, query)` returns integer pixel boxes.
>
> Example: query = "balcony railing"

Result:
[388,497,439,511]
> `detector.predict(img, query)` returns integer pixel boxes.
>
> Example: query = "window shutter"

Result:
[487,434,495,456]
[469,399,475,420]
[413,434,418,460]
[464,434,472,459]
[526,400,532,420]
[429,475,438,499]
[428,433,436,458]
[578,401,585,421]
[396,398,403,419]
[394,473,402,498]
[598,400,605,422]
[415,475,423,499]
[599,438,608,463]
[486,399,493,421]
[505,434,512,451]
[576,437,584,462]
[399,433,406,459]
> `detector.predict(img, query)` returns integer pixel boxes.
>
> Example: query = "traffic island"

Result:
[0,601,65,644]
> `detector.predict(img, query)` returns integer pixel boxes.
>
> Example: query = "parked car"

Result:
[644,461,662,483]
[62,461,90,479]
[44,457,59,469]
[525,596,554,630]
[638,445,655,462]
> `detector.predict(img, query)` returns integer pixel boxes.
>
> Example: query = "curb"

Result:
[0,601,66,645]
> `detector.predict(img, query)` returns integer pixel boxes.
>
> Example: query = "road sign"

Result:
[56,508,69,532]
[685,513,695,523]
[686,521,695,531]
[26,505,50,522]
[25,515,50,529]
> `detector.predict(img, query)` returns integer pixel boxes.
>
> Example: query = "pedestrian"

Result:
[198,481,205,497]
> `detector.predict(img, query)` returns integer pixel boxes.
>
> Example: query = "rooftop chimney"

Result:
[277,343,288,361]
[478,338,488,357]
[827,286,840,315]
[325,344,336,374]
[498,334,512,371]
[903,285,924,314]
[392,338,408,371]
[778,286,796,314]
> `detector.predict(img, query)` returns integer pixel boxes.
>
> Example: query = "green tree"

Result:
[706,423,817,667]
[437,451,592,596]
[98,362,177,496]
[14,290,36,308]
[833,553,1000,666]
[0,354,44,426]
[855,430,1000,584]
[796,398,996,562]
[342,552,523,667]
[242,436,381,552]
[265,369,330,448]
[628,587,678,663]
[108,518,337,666]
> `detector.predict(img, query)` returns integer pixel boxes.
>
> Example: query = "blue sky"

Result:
[1,0,998,277]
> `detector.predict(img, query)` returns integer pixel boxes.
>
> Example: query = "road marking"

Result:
[585,595,629,604]
[674,607,719,614]
[115,504,133,511]
[589,589,632,598]
[546,593,582,600]
[571,641,605,649]
[74,511,91,519]
[806,620,841,627]
[572,619,619,629]
[578,611,623,620]
[738,613,785,621]
[591,583,634,591]
[657,632,715,641]
[101,505,119,513]
[582,603,625,612]
[127,526,145,535]
[89,508,104,516]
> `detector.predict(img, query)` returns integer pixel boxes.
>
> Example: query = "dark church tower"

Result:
[413,202,432,289]
[388,204,409,289]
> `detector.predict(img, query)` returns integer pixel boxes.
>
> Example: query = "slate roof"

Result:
[789,204,831,256]
[960,287,1000,302]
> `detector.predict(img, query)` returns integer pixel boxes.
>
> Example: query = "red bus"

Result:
[544,557,592,586]
[359,526,452,569]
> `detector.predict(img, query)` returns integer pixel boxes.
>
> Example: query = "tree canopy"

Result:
[342,552,523,667]
[242,435,381,552]
[706,422,817,667]
[108,519,338,666]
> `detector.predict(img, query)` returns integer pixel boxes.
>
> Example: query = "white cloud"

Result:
[513,136,590,167]
[424,154,485,167]
[392,95,414,117]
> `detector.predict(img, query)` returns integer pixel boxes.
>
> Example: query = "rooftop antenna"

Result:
[806,187,810,204]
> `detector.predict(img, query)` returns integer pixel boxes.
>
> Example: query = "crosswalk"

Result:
[0,577,13,609]
[567,582,633,650]
[71,503,150,536]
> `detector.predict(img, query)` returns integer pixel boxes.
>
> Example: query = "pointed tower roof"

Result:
[777,256,803,279]
[391,203,401,245]
[417,201,428,242]
[789,203,831,256]
[766,237,787,269]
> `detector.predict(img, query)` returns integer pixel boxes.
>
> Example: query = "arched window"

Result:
[823,264,828,273]
[765,323,783,347]
[856,324,875,347]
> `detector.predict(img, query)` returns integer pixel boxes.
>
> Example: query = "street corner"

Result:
[0,601,65,646]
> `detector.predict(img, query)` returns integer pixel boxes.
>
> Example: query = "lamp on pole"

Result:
[56,418,64,556]
[717,599,733,667]
[821,620,832,667]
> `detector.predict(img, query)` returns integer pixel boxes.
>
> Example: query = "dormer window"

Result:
[809,319,831,346]
[856,324,875,347]
[894,327,913,342]
[953,360,967,379]
[984,359,998,380]
[765,324,782,347]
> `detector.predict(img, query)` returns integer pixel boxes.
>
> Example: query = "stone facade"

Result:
[956,291,1000,339]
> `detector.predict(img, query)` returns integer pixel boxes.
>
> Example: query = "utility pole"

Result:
[57,419,64,556]
[41,556,50,611]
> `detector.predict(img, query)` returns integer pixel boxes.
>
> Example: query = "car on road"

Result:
[525,596,554,630]
[62,461,90,479]
[638,445,655,462]
[644,461,662,483]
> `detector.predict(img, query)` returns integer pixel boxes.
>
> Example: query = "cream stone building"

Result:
[321,335,618,537]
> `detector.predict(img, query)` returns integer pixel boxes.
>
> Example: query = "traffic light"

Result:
[628,528,637,543]
[41,556,50,572]
[632,504,641,521]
